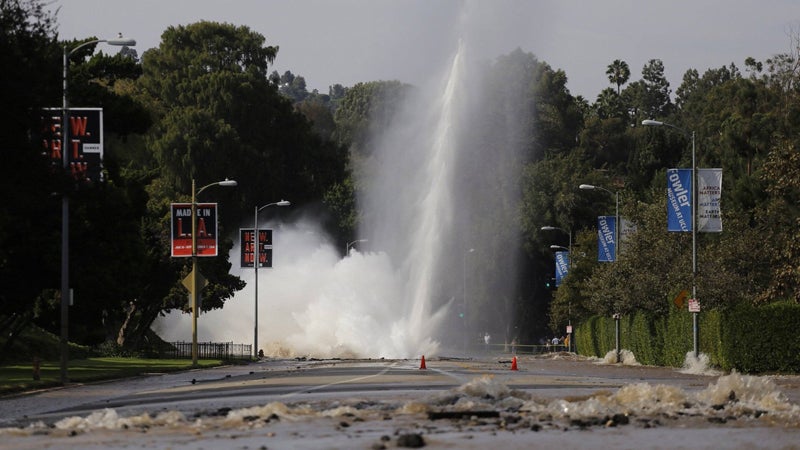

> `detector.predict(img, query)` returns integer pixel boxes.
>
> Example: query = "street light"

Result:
[579,184,620,258]
[541,226,572,267]
[642,118,699,358]
[345,239,368,255]
[462,248,475,353]
[253,200,291,359]
[579,183,621,361]
[60,35,136,384]
[191,178,237,367]
[545,240,573,352]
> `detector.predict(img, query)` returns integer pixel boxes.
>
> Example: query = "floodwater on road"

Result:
[1,353,799,449]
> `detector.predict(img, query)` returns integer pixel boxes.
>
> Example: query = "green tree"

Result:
[0,0,157,350]
[272,70,310,103]
[295,95,337,141]
[594,88,626,120]
[623,59,672,124]
[332,80,413,156]
[760,137,800,303]
[0,0,62,348]
[640,59,672,119]
[606,59,630,94]
[127,21,348,348]
[51,45,153,346]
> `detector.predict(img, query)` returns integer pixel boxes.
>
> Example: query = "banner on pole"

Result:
[240,228,273,268]
[619,218,637,255]
[620,218,637,242]
[666,168,692,232]
[698,168,722,232]
[170,203,218,257]
[40,107,105,183]
[597,216,616,262]
[555,251,569,286]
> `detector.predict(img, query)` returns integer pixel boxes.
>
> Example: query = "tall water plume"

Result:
[155,8,526,358]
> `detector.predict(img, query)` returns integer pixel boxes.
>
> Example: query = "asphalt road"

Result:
[2,353,800,449]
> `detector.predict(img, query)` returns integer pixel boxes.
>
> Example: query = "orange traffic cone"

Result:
[420,355,427,370]
[510,356,518,371]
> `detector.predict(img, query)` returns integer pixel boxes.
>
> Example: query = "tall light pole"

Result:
[346,239,368,255]
[579,184,619,257]
[60,35,136,384]
[579,184,621,361]
[253,200,290,359]
[462,248,475,353]
[191,178,237,367]
[642,119,699,358]
[546,240,573,353]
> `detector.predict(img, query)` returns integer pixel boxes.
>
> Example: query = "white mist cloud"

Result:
[154,220,444,358]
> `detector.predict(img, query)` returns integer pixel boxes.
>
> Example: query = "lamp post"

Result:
[547,243,572,352]
[191,178,237,367]
[60,35,136,384]
[579,184,619,257]
[345,239,368,255]
[613,312,621,363]
[462,248,475,354]
[253,200,290,359]
[642,119,699,358]
[579,184,621,361]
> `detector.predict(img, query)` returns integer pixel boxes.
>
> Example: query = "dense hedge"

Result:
[574,302,800,373]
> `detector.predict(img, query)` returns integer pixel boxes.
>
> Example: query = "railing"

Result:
[167,341,252,360]
[483,343,570,354]
[511,344,570,354]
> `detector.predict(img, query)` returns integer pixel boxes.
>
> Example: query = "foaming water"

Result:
[154,222,443,358]
[680,351,723,376]
[5,371,799,438]
[599,349,640,366]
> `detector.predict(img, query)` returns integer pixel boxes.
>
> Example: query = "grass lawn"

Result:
[0,357,223,396]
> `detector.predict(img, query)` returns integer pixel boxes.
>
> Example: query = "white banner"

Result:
[619,218,637,254]
[697,168,722,232]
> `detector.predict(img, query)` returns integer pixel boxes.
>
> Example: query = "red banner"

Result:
[171,203,218,257]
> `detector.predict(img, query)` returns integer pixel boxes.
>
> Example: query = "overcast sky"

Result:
[51,0,800,100]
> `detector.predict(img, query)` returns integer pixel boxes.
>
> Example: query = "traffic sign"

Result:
[673,289,689,309]
[181,268,208,292]
[688,298,701,313]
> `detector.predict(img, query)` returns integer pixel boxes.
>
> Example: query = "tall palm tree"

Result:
[606,59,631,94]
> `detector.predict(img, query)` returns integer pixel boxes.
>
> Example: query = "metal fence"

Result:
[487,343,570,354]
[167,342,252,360]
[512,344,570,354]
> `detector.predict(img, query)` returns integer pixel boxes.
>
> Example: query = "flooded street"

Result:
[1,353,799,449]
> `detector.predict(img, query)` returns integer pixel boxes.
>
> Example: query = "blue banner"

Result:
[555,251,569,286]
[667,168,692,232]
[597,216,616,262]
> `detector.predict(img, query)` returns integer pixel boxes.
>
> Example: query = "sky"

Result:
[51,0,800,100]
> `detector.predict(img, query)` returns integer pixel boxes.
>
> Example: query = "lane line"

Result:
[281,363,397,398]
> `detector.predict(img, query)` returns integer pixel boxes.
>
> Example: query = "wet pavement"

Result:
[1,353,799,449]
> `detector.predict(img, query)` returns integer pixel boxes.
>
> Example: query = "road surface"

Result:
[1,352,799,449]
